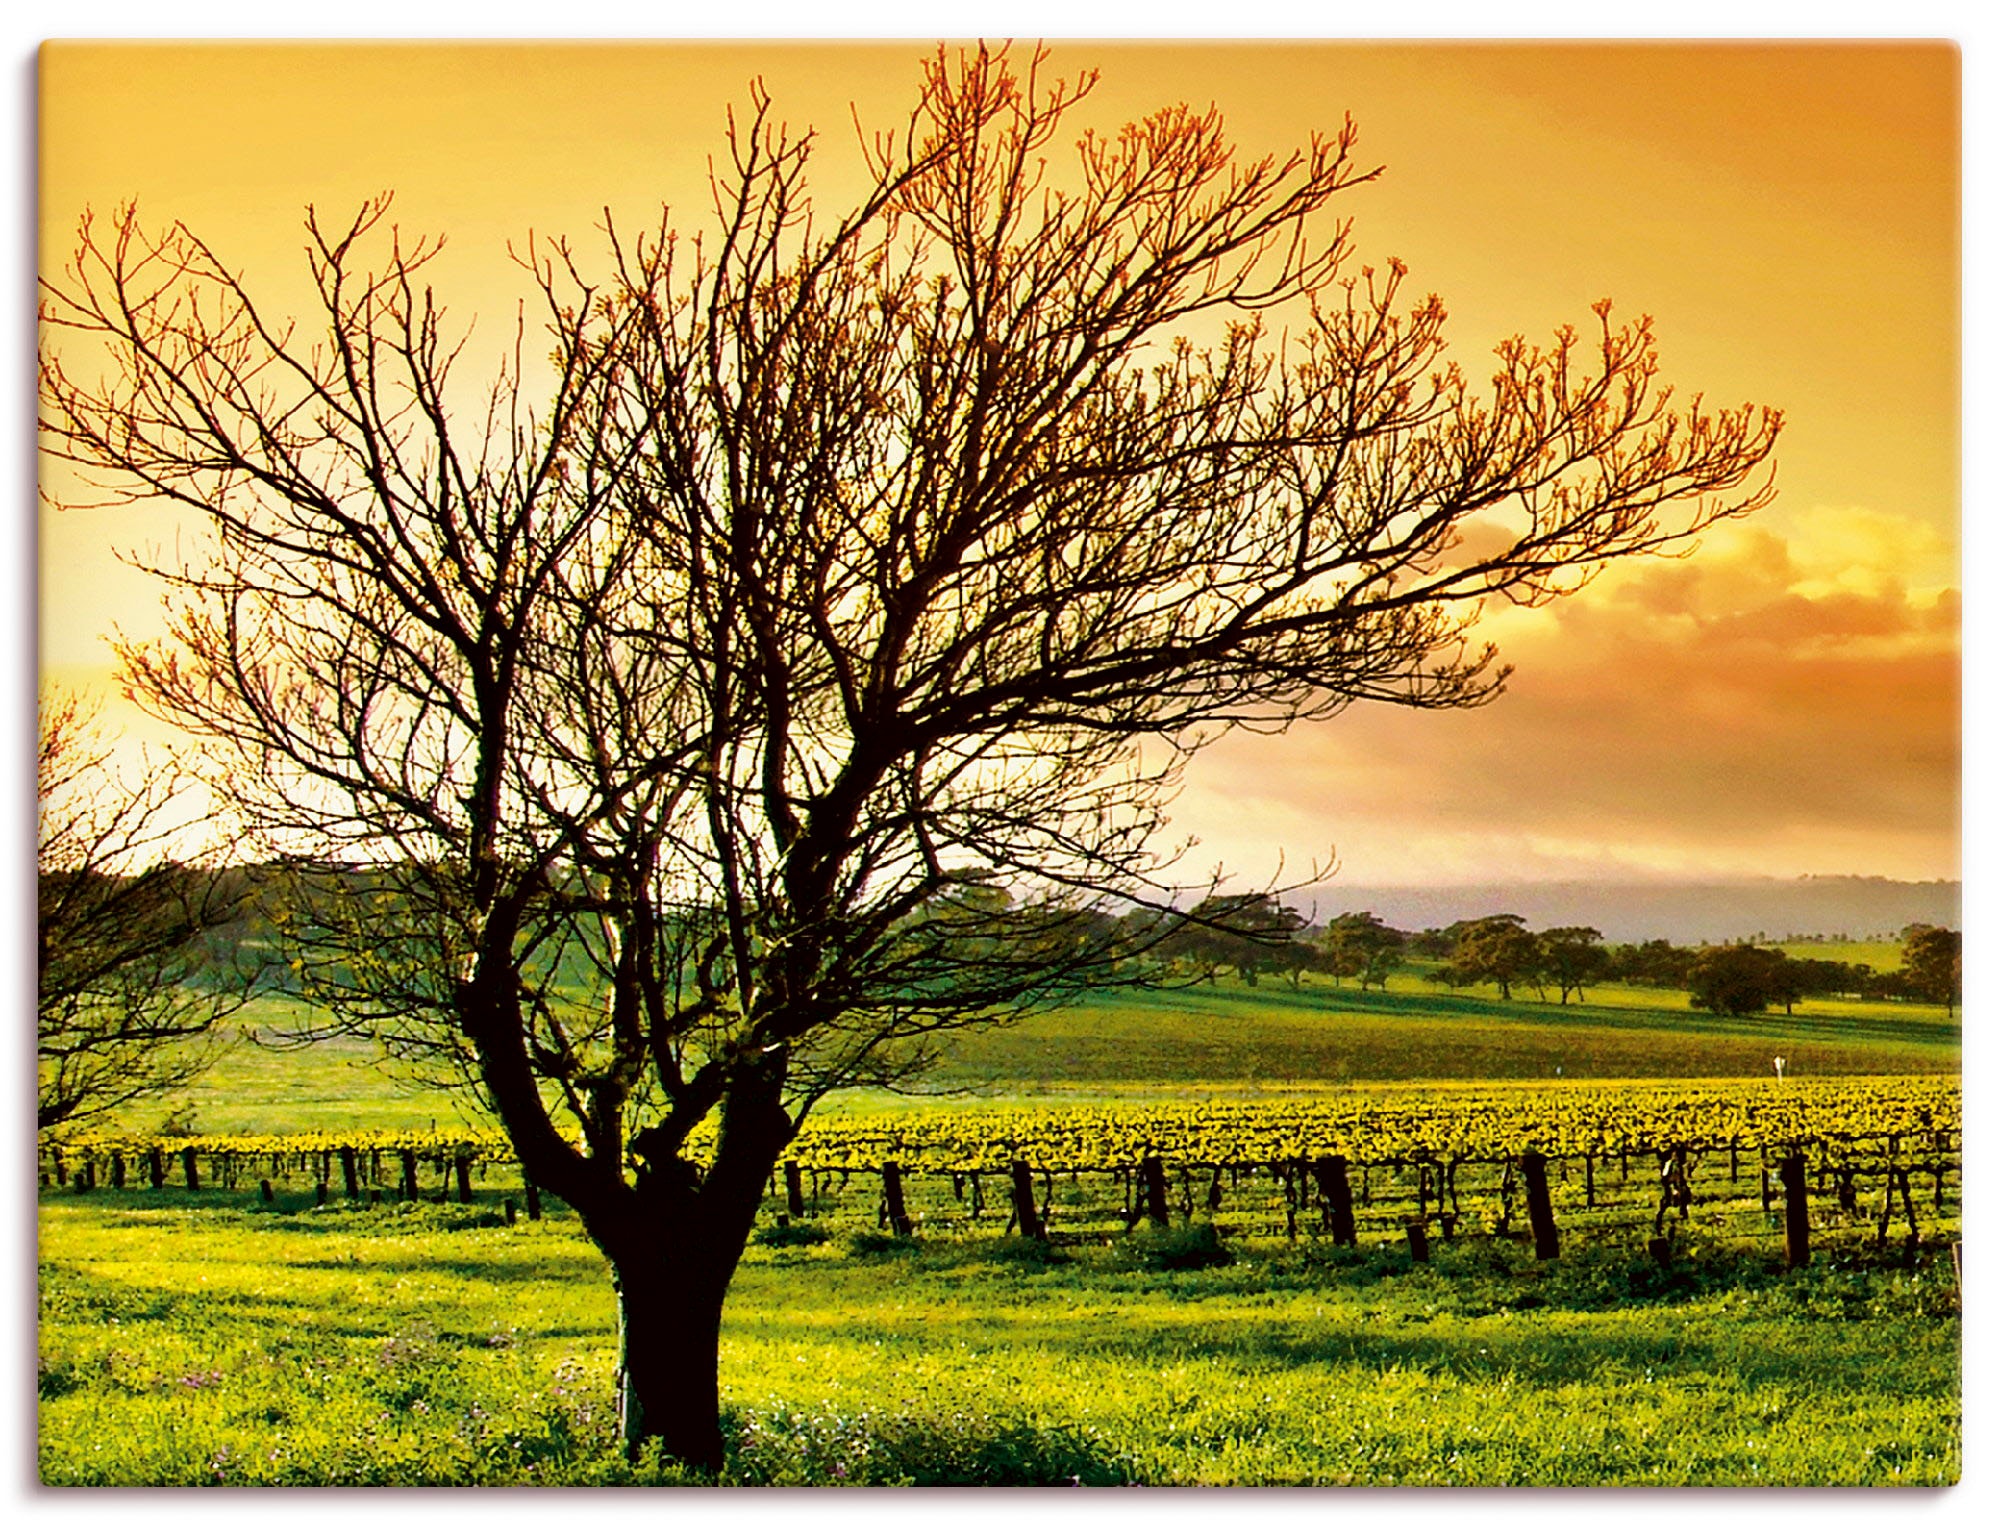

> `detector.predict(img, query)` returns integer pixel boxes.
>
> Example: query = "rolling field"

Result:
[37,1193,1960,1486]
[111,967,1959,1136]
[40,967,1961,1486]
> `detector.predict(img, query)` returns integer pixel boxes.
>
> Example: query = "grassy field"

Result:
[37,1192,1960,1486]
[42,963,1961,1487]
[113,968,1959,1135]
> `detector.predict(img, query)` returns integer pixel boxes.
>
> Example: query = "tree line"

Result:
[1115,896,1962,1018]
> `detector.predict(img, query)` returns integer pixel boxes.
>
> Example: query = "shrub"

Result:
[754,1219,832,1249]
[1115,1220,1231,1271]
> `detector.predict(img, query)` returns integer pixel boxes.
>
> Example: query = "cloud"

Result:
[1170,510,1959,884]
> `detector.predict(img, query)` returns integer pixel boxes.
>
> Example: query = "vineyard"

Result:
[40,1075,1961,1268]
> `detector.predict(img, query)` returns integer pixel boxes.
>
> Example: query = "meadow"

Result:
[37,1193,1961,1486]
[38,962,1962,1486]
[110,955,1959,1135]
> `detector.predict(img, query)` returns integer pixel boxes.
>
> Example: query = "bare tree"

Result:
[39,45,1780,1469]
[36,692,250,1130]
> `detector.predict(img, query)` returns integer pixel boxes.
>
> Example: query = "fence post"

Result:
[454,1152,473,1205]
[1405,1219,1431,1263]
[1314,1154,1357,1247]
[1780,1151,1810,1270]
[881,1160,913,1236]
[1009,1159,1046,1241]
[1140,1155,1170,1227]
[1521,1150,1560,1261]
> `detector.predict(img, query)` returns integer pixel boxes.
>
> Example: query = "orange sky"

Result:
[37,40,1961,885]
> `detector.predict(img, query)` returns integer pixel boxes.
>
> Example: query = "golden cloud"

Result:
[1172,509,1959,883]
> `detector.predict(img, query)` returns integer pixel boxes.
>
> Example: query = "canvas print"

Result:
[36,40,1960,1486]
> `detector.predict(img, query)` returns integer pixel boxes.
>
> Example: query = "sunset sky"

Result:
[36,39,1961,887]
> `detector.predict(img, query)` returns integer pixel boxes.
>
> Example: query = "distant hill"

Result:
[1301,876,1960,946]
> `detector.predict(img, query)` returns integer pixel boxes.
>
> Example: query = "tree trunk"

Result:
[613,1249,734,1472]
[593,1058,794,1474]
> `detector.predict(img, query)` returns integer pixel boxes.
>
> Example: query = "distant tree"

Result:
[1318,912,1406,991]
[1900,925,1962,1018]
[1686,943,1788,1018]
[37,692,253,1131]
[1787,958,1875,1001]
[1764,952,1809,1015]
[1537,925,1609,1005]
[1608,938,1694,988]
[1406,927,1455,960]
[1161,893,1308,987]
[1443,914,1543,1000]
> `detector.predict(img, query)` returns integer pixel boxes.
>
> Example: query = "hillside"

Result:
[1301,875,1959,945]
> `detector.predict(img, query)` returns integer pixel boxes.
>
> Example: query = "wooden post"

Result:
[1521,1150,1560,1261]
[339,1146,360,1200]
[399,1149,419,1202]
[1780,1152,1810,1270]
[1009,1159,1045,1241]
[454,1153,473,1205]
[181,1147,200,1191]
[1140,1155,1170,1227]
[1405,1219,1430,1263]
[784,1161,806,1218]
[1314,1154,1357,1247]
[881,1161,913,1236]
[1897,1168,1921,1266]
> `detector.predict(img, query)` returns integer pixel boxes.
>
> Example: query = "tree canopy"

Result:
[36,692,253,1130]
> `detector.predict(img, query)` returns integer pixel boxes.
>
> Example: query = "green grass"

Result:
[1771,940,1908,971]
[115,998,488,1136]
[47,961,1958,1486]
[926,974,1958,1097]
[37,1191,1959,1486]
[124,976,1958,1136]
